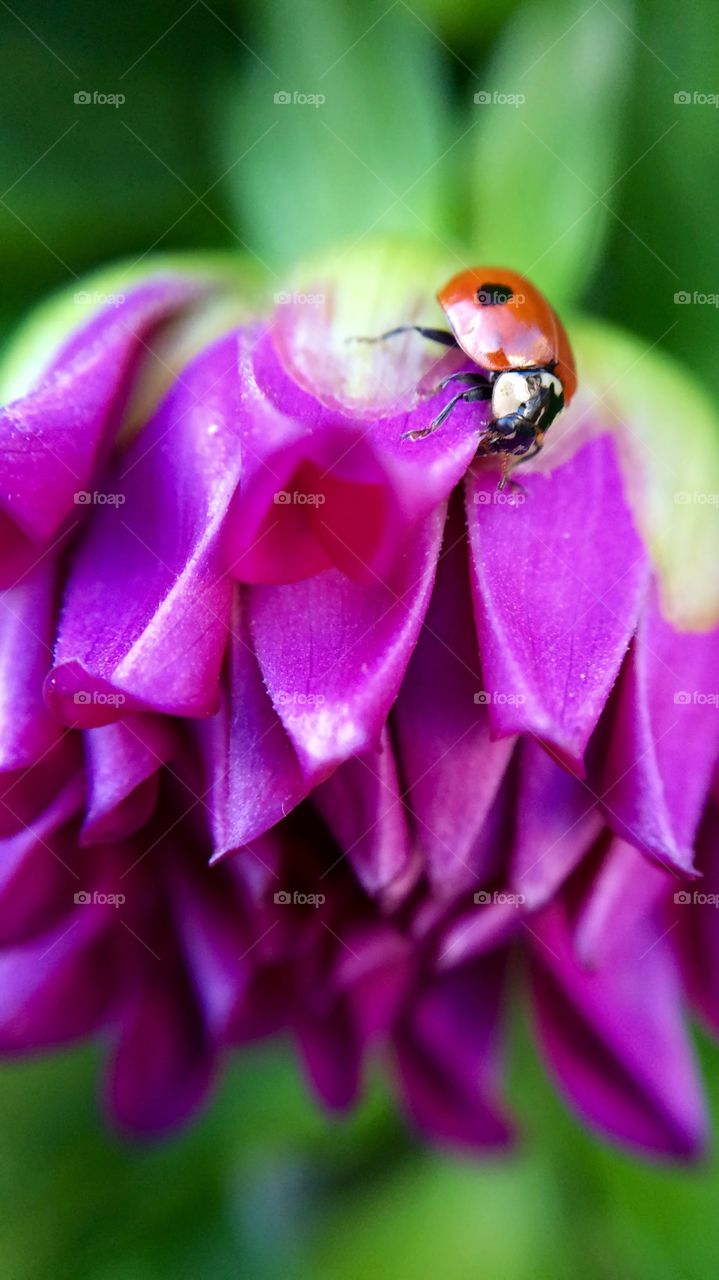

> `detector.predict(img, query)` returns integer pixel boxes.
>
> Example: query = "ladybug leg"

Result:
[351,326,458,348]
[497,454,527,493]
[521,437,545,464]
[497,433,545,490]
[402,386,490,443]
[436,371,492,393]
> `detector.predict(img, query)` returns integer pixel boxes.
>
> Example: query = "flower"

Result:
[1,239,718,1155]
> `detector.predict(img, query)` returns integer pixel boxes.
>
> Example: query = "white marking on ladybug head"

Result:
[491,372,532,420]
[491,370,563,421]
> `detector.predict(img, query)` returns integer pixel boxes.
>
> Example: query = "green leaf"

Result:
[570,314,719,630]
[469,0,634,306]
[596,0,719,392]
[220,0,457,265]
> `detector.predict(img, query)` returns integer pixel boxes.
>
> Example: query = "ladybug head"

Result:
[491,369,564,438]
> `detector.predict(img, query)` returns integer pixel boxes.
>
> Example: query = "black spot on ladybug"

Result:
[476,283,514,306]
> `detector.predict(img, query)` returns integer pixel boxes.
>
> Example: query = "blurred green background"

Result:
[2,0,719,1275]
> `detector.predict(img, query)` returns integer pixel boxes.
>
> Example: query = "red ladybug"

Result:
[364,267,577,486]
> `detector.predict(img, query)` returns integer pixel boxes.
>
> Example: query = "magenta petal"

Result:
[0,561,60,770]
[601,585,719,874]
[575,837,672,969]
[394,510,514,893]
[81,715,175,844]
[331,923,413,1041]
[676,804,719,1033]
[0,905,114,1051]
[296,921,411,1110]
[107,944,214,1137]
[293,919,363,1111]
[395,956,512,1151]
[436,901,523,971]
[529,899,706,1157]
[226,833,285,903]
[511,739,604,908]
[225,329,478,586]
[295,1005,362,1111]
[228,329,379,584]
[247,504,446,778]
[313,727,414,901]
[200,591,308,856]
[0,834,125,1050]
[466,437,648,770]
[170,859,250,1040]
[0,735,81,840]
[0,279,203,581]
[269,266,465,420]
[45,332,242,725]
[0,775,85,944]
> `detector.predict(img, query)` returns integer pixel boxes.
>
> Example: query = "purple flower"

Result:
[1,241,718,1156]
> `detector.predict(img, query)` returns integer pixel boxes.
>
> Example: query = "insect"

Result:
[359,267,577,487]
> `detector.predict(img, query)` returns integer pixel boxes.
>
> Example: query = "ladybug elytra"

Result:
[361,267,577,487]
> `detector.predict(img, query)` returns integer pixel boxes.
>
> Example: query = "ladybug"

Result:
[362,267,576,486]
